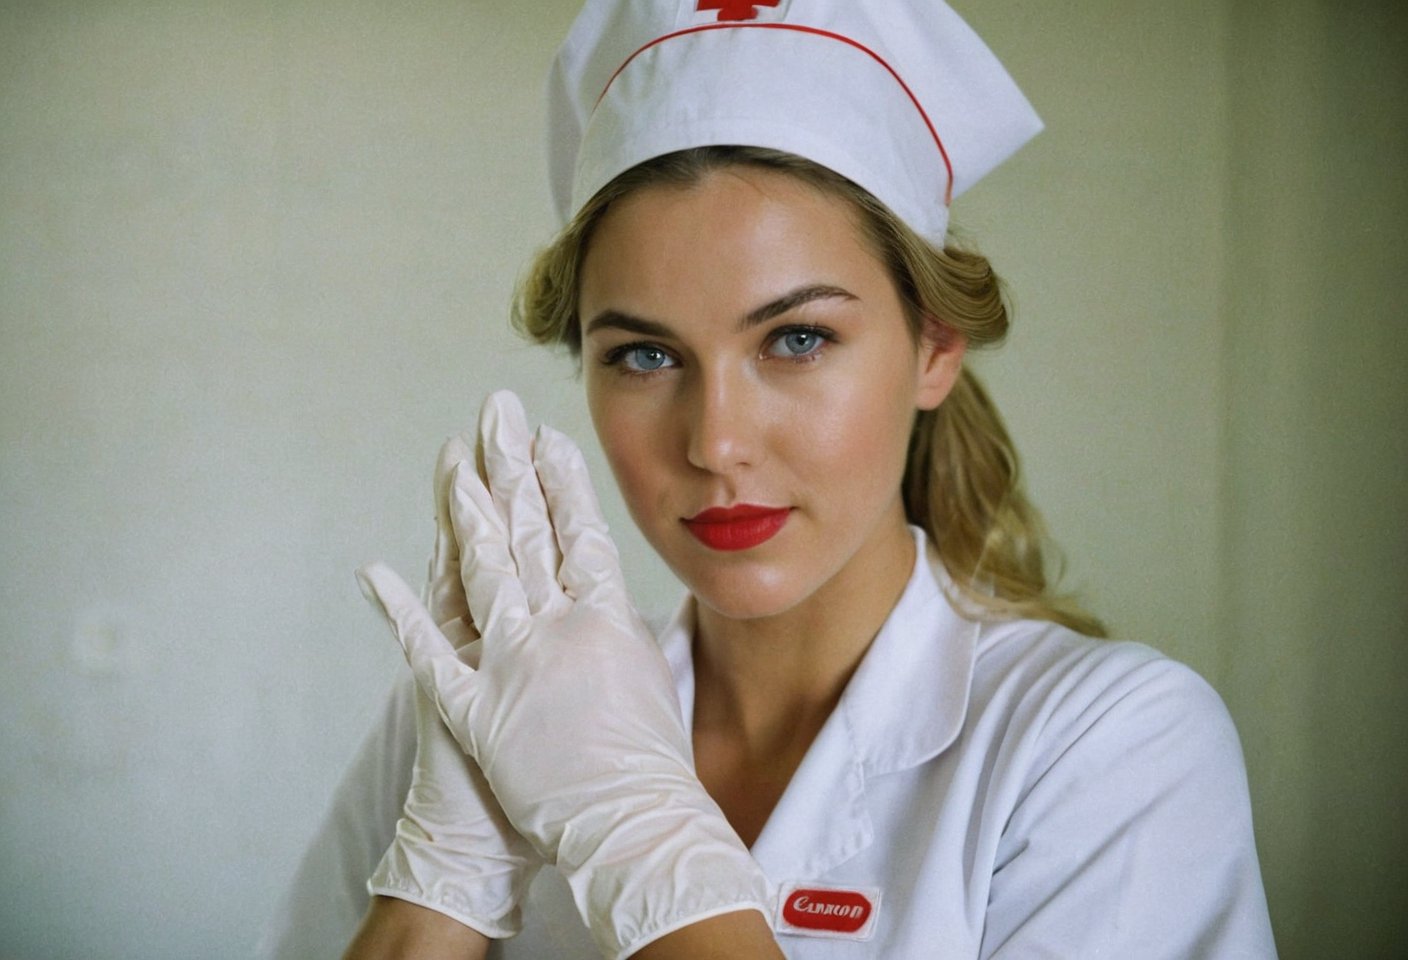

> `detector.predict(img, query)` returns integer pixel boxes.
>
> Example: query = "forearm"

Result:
[343,896,490,960]
[630,909,784,960]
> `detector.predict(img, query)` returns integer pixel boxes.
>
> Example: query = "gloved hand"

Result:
[364,430,540,937]
[358,391,771,960]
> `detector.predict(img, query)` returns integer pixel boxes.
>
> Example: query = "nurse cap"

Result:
[547,0,1043,244]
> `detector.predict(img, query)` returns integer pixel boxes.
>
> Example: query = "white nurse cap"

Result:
[547,0,1043,244]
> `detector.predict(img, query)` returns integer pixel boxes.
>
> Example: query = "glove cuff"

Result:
[368,821,538,940]
[558,793,773,959]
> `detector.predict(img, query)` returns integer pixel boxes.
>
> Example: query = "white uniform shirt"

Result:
[261,530,1277,958]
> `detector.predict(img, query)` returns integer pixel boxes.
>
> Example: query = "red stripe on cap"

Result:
[594,22,954,206]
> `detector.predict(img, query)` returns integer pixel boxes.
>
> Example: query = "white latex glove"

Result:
[358,391,770,960]
[364,431,540,937]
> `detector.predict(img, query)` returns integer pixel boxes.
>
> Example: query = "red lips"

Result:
[682,504,791,551]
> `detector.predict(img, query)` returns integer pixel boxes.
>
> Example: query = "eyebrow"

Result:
[741,284,855,331]
[582,284,857,339]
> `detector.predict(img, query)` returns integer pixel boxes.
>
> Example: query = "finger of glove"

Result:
[533,425,627,603]
[356,561,480,751]
[404,649,530,854]
[427,433,474,629]
[388,685,540,933]
[440,617,479,655]
[408,682,509,825]
[410,679,478,777]
[479,391,561,617]
[450,458,532,647]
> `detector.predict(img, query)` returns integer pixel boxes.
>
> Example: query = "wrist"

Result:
[368,823,535,940]
[344,895,491,960]
[555,788,772,960]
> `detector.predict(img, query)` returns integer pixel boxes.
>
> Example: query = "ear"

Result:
[914,319,967,411]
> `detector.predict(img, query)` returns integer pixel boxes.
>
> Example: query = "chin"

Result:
[695,587,796,622]
[665,551,822,623]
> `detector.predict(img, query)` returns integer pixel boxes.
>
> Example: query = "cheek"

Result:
[601,433,654,512]
[791,357,918,491]
[587,383,669,523]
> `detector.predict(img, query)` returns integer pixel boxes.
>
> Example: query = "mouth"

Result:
[682,504,792,552]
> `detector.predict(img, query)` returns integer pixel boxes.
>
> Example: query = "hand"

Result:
[358,391,770,960]
[363,430,539,938]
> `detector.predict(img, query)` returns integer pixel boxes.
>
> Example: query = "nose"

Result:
[685,369,762,475]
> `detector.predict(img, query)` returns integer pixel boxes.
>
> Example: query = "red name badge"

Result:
[775,882,882,941]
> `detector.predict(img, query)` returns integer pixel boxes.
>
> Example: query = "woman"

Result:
[264,1,1276,957]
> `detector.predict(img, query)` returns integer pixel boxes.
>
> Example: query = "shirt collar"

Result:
[655,527,978,879]
[657,525,979,777]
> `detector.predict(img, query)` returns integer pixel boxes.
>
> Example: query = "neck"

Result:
[691,519,917,752]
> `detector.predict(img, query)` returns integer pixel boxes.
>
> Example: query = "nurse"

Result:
[265,1,1277,957]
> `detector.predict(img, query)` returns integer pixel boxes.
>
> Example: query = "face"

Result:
[579,166,964,622]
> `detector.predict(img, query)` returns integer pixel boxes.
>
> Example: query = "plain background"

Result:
[1,1,1404,957]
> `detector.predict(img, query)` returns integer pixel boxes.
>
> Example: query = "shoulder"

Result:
[961,616,1255,851]
[960,621,1275,956]
[968,616,1255,872]
[258,675,420,958]
[970,618,1237,763]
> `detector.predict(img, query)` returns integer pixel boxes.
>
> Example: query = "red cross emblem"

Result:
[697,0,781,22]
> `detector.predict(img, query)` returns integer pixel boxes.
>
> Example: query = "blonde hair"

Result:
[513,146,1105,637]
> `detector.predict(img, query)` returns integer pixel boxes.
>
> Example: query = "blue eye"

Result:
[627,346,672,371]
[604,343,677,373]
[766,327,831,360]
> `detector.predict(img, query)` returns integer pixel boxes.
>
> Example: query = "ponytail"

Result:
[906,369,1106,635]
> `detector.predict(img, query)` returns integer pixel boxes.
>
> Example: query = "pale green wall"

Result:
[1220,2,1408,956]
[0,2,1402,957]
